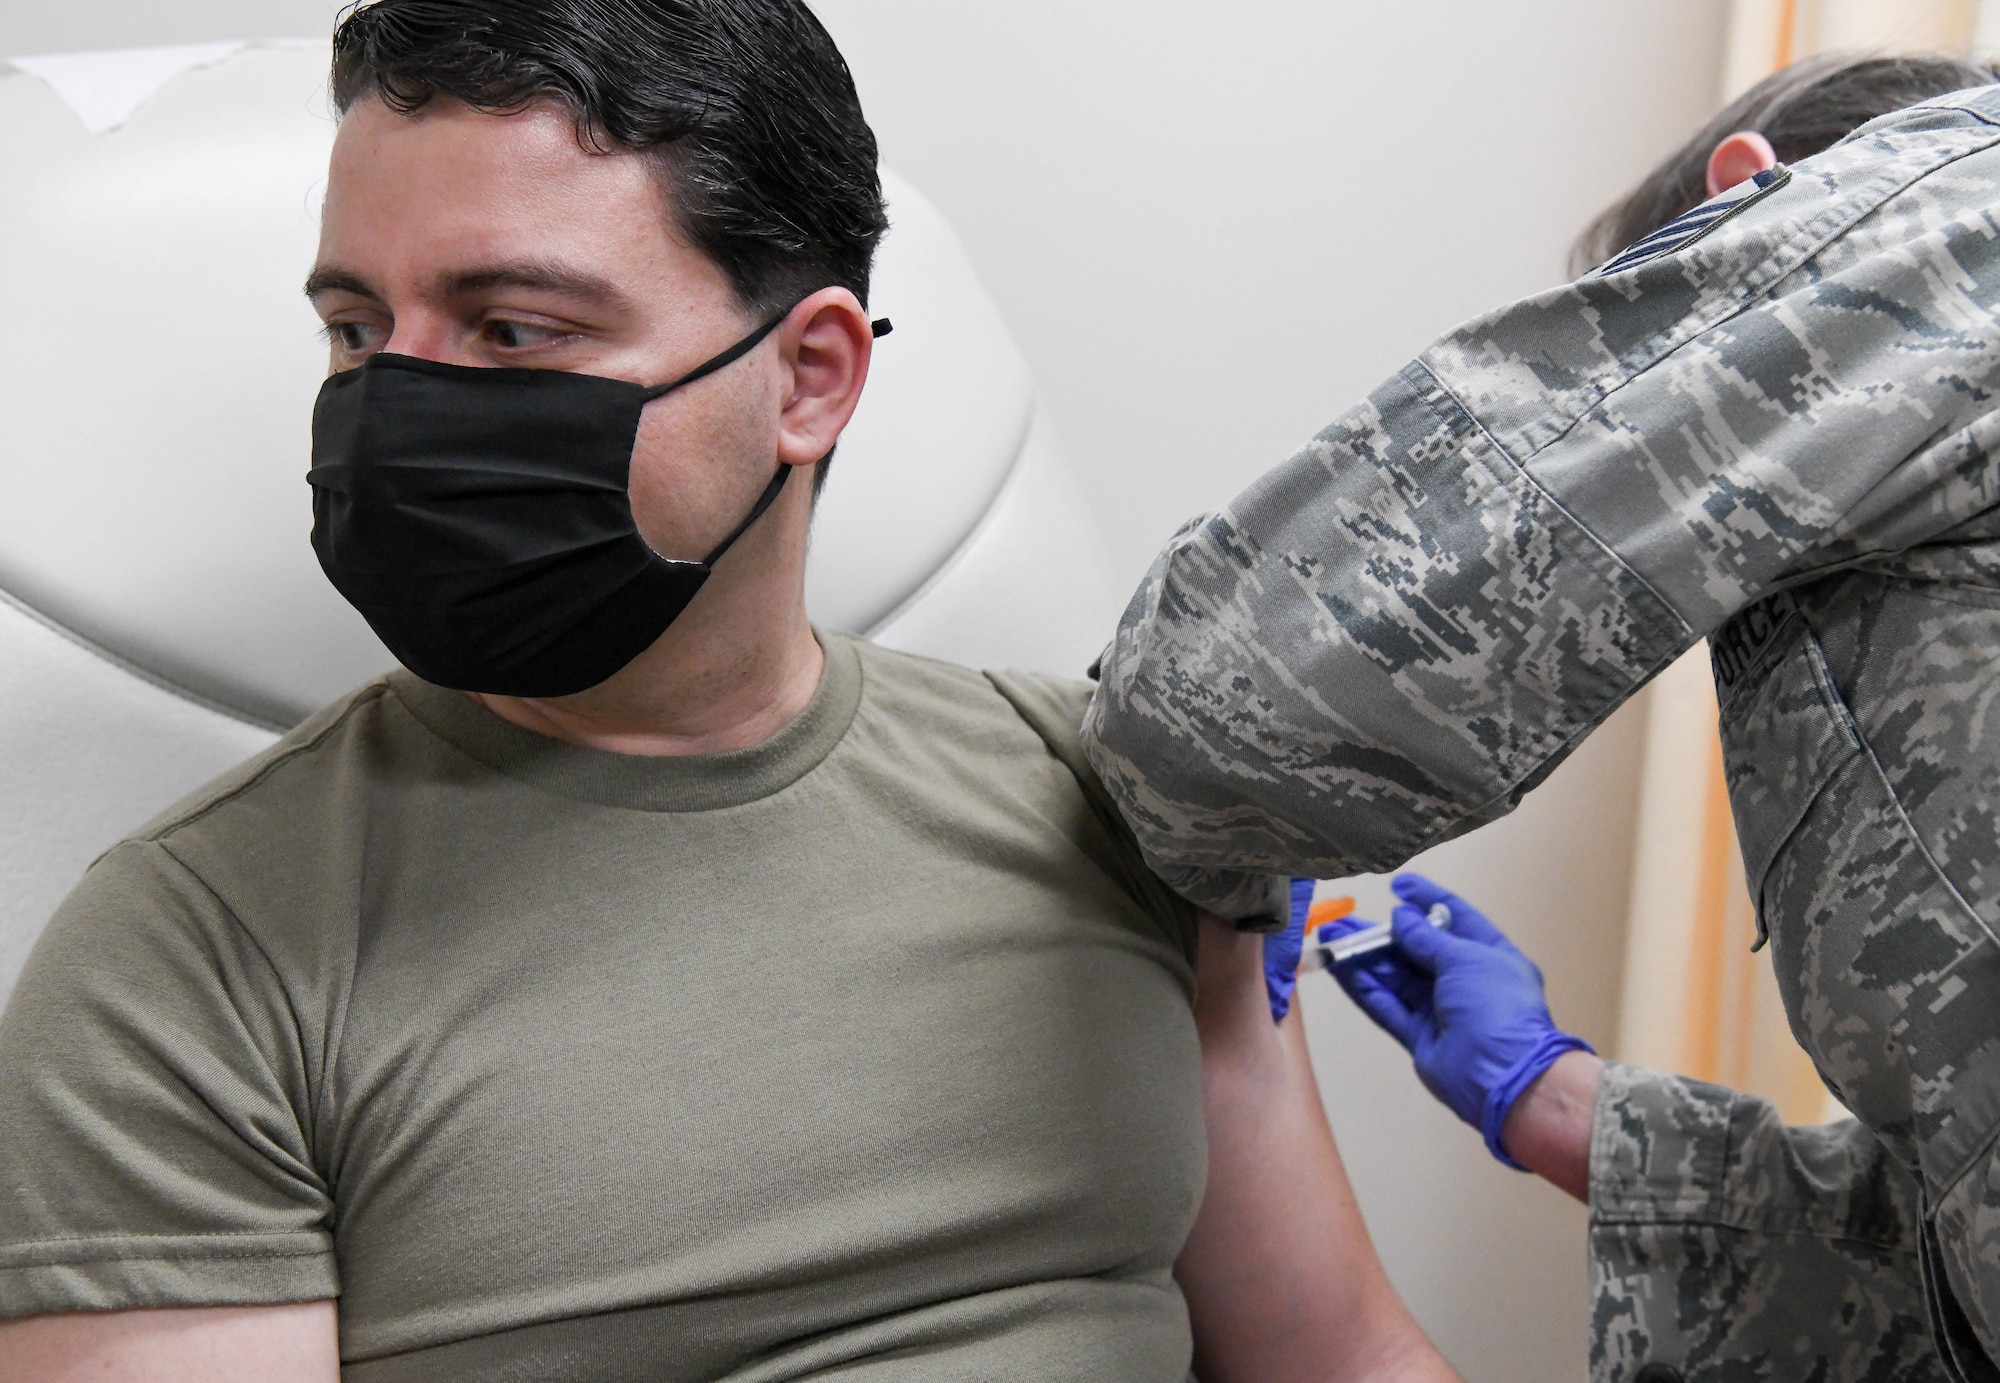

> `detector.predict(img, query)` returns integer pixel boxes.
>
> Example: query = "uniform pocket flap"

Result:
[1714,597,1864,900]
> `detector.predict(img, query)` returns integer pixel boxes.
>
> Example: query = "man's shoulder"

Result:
[30,680,403,1014]
[126,678,397,851]
[843,636,1206,947]
[846,635,1093,747]
[848,637,1285,927]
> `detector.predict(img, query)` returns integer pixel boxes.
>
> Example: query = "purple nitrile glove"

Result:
[1262,878,1316,1024]
[1317,874,1592,1170]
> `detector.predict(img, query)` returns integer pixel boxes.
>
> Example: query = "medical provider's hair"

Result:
[329,0,889,318]
[1571,52,2000,274]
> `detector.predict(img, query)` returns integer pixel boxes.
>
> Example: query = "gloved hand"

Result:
[1262,878,1317,1024]
[1316,874,1592,1169]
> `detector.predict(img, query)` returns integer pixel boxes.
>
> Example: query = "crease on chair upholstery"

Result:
[0,583,290,735]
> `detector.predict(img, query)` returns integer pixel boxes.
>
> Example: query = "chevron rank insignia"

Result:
[1595,164,1792,276]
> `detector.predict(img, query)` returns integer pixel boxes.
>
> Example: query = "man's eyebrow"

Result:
[304,265,379,301]
[439,261,635,311]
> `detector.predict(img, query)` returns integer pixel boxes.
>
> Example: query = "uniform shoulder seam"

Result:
[133,835,326,1157]
[141,684,391,844]
[1444,120,2000,484]
[1414,359,1692,639]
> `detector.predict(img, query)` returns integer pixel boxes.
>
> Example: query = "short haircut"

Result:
[330,0,890,318]
[1572,52,2000,274]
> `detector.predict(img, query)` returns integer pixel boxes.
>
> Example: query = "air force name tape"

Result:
[1594,165,1793,277]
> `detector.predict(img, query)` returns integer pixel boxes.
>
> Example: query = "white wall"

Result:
[812,3,1729,589]
[0,2,345,56]
[5,4,1730,1378]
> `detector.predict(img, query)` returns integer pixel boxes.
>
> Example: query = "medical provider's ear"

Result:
[1705,129,1778,198]
[774,287,874,469]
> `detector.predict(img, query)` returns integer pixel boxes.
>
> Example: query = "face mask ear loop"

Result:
[644,310,894,403]
[700,464,793,568]
[642,312,789,402]
[664,303,887,568]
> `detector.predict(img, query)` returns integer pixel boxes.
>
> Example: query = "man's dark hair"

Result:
[1572,52,2000,274]
[330,0,889,318]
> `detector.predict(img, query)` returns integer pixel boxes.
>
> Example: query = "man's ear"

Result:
[774,287,874,470]
[1705,129,1779,198]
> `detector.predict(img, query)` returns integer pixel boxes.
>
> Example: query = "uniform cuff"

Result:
[1145,859,1291,932]
[1588,1060,1733,1222]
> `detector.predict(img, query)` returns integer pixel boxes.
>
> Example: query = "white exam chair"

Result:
[0,42,1120,1004]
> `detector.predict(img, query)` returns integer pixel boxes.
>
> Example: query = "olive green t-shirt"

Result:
[0,635,1215,1381]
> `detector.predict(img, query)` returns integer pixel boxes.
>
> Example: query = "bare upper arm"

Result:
[0,1301,338,1383]
[1180,911,1460,1383]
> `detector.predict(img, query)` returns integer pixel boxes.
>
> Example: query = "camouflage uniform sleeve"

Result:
[1588,1062,1947,1383]
[984,668,1292,929]
[1080,92,2000,903]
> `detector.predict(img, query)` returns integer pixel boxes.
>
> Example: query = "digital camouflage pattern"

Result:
[1082,89,2000,1379]
[1591,1062,1944,1382]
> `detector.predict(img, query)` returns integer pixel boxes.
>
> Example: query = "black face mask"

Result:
[308,314,884,698]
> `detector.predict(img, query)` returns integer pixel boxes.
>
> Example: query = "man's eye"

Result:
[484,319,564,350]
[326,322,379,354]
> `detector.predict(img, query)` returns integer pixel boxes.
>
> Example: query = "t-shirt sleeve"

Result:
[1082,95,2000,884]
[984,669,1290,936]
[0,839,337,1318]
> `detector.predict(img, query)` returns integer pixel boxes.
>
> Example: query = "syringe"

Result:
[1303,902,1452,971]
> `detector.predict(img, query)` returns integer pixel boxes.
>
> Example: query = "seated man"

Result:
[0,2,1451,1380]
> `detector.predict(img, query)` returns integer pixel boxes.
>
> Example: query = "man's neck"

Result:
[469,505,826,758]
